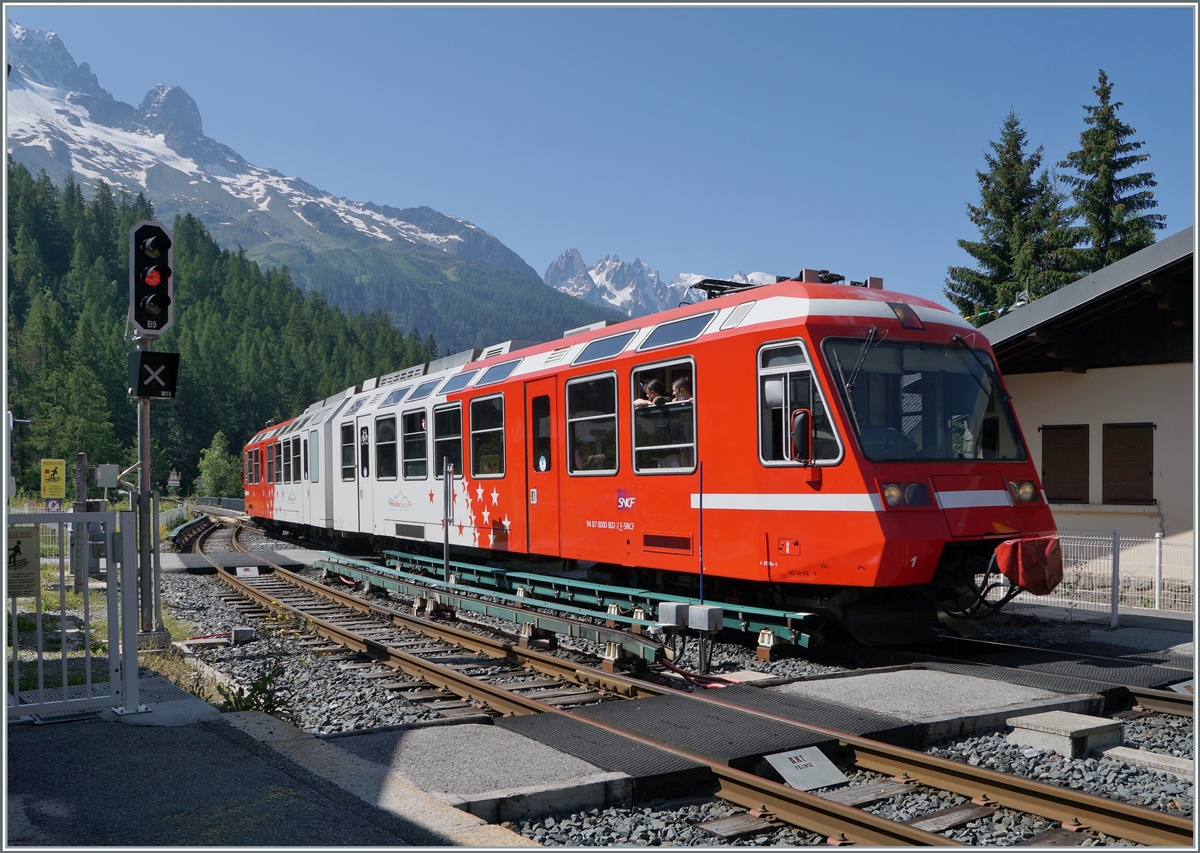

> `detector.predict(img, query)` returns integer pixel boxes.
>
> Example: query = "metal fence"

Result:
[191,497,245,513]
[990,529,1195,625]
[6,511,145,717]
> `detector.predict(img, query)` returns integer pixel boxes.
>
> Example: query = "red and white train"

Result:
[243,271,1061,642]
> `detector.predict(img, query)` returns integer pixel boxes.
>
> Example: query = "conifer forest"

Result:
[6,157,437,499]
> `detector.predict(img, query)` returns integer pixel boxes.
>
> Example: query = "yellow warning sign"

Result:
[41,459,66,499]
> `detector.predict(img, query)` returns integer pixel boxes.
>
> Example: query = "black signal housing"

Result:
[129,221,173,336]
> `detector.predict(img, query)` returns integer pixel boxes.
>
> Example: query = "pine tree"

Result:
[1058,69,1165,273]
[945,112,1076,325]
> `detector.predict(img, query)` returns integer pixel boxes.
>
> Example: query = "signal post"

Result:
[127,221,178,640]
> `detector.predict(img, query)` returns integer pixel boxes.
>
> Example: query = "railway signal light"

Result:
[129,221,174,337]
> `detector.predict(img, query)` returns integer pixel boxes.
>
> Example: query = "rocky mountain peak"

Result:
[137,84,205,150]
[6,19,111,99]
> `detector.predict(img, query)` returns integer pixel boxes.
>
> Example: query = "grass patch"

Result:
[141,649,222,705]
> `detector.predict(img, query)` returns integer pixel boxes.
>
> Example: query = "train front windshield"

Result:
[822,337,1026,462]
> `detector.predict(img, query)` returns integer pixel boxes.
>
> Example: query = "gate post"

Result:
[112,509,148,715]
[1109,528,1120,629]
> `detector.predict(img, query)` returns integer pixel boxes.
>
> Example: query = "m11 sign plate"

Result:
[128,351,181,398]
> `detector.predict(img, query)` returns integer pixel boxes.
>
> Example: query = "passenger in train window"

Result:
[671,376,692,402]
[633,378,667,408]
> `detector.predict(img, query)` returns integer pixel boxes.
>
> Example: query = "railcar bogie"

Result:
[243,274,1062,644]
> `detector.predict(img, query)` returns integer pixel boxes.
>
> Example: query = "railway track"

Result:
[186,519,1194,846]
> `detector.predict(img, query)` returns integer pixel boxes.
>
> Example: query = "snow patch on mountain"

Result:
[545,250,780,318]
[5,19,516,270]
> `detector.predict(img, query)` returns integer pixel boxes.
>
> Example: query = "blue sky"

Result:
[6,4,1196,307]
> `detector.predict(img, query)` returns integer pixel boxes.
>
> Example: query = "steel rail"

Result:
[225,537,660,699]
[210,525,1193,846]
[209,528,958,845]
[684,692,1195,848]
[1129,685,1194,718]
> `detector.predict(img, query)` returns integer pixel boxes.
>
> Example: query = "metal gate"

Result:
[6,510,144,717]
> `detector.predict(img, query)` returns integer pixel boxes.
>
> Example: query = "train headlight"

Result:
[883,483,903,506]
[904,482,931,506]
[1010,480,1038,502]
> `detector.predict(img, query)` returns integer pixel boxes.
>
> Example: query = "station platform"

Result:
[5,676,532,848]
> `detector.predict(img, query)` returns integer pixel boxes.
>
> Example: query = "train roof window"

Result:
[343,399,366,417]
[407,378,443,403]
[381,386,410,408]
[438,370,479,396]
[637,312,716,352]
[476,358,521,386]
[573,331,637,366]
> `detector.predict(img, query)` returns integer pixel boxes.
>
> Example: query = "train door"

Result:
[334,420,358,532]
[525,377,560,555]
[356,414,374,534]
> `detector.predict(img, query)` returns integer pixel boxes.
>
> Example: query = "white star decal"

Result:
[475,483,484,502]
[482,508,491,524]
[490,487,500,505]
[502,514,511,531]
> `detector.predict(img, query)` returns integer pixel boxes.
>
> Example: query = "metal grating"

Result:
[962,648,1189,690]
[643,533,692,552]
[1046,642,1194,672]
[394,523,425,540]
[715,684,914,747]
[914,660,1125,697]
[571,693,829,772]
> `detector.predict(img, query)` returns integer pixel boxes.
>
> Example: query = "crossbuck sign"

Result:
[127,351,181,398]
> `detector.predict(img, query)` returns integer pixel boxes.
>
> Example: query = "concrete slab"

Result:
[325,721,634,823]
[1006,710,1123,758]
[159,552,213,572]
[275,548,327,566]
[1101,745,1195,778]
[770,667,1104,745]
[95,675,223,727]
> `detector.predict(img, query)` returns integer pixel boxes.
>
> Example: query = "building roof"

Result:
[980,226,1194,375]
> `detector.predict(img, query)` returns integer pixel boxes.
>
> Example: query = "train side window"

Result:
[283,438,293,483]
[359,424,371,479]
[302,439,309,480]
[759,341,842,465]
[292,438,301,484]
[433,404,463,479]
[402,411,427,479]
[631,361,695,473]
[253,449,261,485]
[470,395,505,478]
[531,395,552,472]
[376,416,398,480]
[309,431,319,483]
[244,451,252,486]
[340,424,355,481]
[567,374,617,475]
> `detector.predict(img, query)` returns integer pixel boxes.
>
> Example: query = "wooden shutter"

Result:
[1103,423,1154,505]
[1041,425,1089,504]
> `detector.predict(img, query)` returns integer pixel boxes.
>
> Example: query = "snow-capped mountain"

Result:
[4,20,538,280]
[544,249,779,318]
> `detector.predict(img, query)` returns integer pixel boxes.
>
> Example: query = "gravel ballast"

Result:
[158,554,1193,846]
